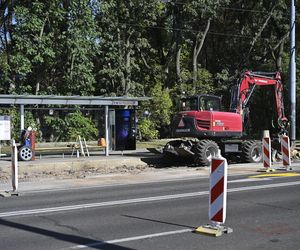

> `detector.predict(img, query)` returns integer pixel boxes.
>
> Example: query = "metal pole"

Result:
[105,105,109,156]
[290,0,296,142]
[20,105,25,131]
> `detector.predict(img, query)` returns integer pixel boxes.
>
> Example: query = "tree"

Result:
[0,0,15,93]
[95,0,161,96]
[10,0,97,96]
[140,82,173,138]
[59,0,97,95]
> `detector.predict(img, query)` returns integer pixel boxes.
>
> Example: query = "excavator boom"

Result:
[230,71,288,133]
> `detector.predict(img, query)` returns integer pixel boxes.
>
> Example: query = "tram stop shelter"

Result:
[0,94,150,156]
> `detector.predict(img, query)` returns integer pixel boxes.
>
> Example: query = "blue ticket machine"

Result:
[115,109,136,150]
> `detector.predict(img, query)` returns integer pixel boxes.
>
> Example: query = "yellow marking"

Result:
[257,168,276,173]
[250,173,300,178]
[194,226,222,237]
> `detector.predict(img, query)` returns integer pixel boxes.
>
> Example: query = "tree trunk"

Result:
[192,18,211,87]
[176,45,182,82]
[276,41,284,71]
[247,4,276,58]
[124,31,133,95]
[162,41,176,75]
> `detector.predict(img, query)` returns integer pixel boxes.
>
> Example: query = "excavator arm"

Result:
[230,71,288,133]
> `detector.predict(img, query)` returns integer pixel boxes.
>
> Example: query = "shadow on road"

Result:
[122,214,196,229]
[140,155,201,169]
[0,218,134,250]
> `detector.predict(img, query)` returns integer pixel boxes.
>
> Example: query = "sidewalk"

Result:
[1,149,300,194]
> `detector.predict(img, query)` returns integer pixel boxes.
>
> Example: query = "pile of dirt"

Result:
[0,160,159,183]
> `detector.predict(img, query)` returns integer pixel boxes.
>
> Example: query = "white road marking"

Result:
[68,228,193,249]
[228,178,272,183]
[21,176,206,194]
[0,191,206,218]
[16,173,253,195]
[1,181,300,218]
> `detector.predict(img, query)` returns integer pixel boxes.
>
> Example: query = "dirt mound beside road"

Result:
[0,155,161,183]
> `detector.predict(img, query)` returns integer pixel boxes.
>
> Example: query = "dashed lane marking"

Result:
[67,229,193,249]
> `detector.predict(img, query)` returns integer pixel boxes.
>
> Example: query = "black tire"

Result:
[242,140,262,163]
[19,146,33,161]
[192,140,219,166]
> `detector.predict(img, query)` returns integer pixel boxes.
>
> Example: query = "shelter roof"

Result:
[0,94,150,106]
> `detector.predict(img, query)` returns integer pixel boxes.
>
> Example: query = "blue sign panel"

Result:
[115,109,136,150]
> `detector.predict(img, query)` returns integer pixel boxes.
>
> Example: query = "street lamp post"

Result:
[290,0,296,142]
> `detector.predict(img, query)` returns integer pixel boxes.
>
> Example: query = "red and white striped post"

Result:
[281,135,292,170]
[209,151,228,224]
[262,130,272,171]
[195,150,232,236]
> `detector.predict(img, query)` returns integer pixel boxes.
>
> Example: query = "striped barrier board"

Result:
[262,136,271,169]
[281,135,291,168]
[195,151,232,236]
[209,155,228,223]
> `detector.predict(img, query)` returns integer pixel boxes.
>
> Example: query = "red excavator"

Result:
[163,71,289,165]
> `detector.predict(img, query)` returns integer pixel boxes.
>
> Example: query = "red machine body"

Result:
[173,110,242,138]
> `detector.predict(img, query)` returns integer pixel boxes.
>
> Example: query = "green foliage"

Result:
[138,118,158,141]
[149,83,173,127]
[0,0,299,139]
[9,0,97,95]
[139,82,172,138]
[95,0,161,96]
[179,68,215,95]
[44,110,98,141]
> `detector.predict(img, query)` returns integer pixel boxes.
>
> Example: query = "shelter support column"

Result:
[105,105,109,156]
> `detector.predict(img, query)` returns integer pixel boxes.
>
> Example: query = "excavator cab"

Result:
[181,95,222,112]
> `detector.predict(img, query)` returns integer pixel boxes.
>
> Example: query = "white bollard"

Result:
[11,140,18,192]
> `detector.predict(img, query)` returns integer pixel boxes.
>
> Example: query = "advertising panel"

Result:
[0,116,11,141]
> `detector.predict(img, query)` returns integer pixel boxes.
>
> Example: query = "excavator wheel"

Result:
[192,140,219,166]
[242,140,262,163]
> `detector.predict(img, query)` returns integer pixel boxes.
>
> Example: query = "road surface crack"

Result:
[39,215,93,238]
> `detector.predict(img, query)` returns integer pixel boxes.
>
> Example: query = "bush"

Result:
[45,110,98,141]
[138,118,158,141]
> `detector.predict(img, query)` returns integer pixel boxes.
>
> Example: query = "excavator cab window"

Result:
[181,97,198,111]
[199,96,221,111]
[181,96,221,111]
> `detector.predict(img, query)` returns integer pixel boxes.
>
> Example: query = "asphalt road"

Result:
[1,173,300,250]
